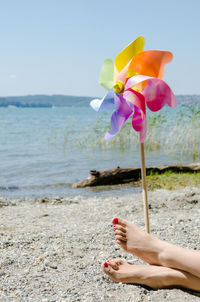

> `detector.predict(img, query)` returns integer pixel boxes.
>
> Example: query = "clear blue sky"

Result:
[0,0,199,97]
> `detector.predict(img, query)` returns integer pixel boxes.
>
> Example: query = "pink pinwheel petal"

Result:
[132,107,147,143]
[125,75,152,91]
[143,78,177,112]
[123,88,147,142]
[114,63,129,84]
[105,94,133,139]
[123,88,146,113]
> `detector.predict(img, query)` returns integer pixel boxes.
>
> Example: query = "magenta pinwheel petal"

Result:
[105,93,133,140]
[123,88,147,142]
[142,78,177,112]
[132,106,147,143]
[90,89,115,112]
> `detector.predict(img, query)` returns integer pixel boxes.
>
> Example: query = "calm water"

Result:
[0,96,200,198]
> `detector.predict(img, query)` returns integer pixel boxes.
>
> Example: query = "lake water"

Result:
[0,96,200,198]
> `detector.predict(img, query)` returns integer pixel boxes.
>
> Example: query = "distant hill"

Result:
[0,94,199,108]
[0,95,94,108]
[177,95,200,104]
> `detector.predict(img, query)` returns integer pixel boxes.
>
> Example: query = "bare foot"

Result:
[102,259,200,291]
[112,217,200,279]
[112,217,168,265]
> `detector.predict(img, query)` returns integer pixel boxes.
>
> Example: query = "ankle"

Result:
[158,244,175,267]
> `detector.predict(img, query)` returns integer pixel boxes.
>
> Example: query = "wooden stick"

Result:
[140,142,150,233]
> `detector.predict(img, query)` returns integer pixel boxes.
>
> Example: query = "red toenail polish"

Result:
[112,218,118,224]
[104,262,108,267]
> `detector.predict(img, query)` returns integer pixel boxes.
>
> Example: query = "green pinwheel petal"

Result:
[98,59,114,90]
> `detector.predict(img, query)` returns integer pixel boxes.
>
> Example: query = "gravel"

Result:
[0,187,200,301]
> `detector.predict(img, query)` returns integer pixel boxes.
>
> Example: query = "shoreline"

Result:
[0,187,200,301]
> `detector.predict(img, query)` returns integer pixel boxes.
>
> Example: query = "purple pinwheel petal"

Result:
[90,89,115,111]
[104,93,133,139]
[143,78,177,112]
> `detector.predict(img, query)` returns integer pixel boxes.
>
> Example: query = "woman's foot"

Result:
[102,259,200,291]
[112,218,200,279]
[112,217,168,265]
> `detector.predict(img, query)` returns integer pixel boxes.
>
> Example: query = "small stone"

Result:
[44,260,57,269]
[35,256,44,262]
[0,271,6,277]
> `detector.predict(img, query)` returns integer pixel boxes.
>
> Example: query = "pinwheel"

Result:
[90,36,177,232]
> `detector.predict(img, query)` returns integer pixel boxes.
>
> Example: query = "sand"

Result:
[0,187,200,301]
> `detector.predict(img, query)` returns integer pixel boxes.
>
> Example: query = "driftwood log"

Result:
[73,163,200,188]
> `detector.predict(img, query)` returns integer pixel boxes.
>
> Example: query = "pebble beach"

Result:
[0,187,200,301]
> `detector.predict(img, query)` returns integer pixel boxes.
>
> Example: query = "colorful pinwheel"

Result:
[90,36,177,142]
[90,36,177,233]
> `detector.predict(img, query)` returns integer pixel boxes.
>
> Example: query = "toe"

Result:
[114,230,126,238]
[112,258,125,266]
[102,261,116,275]
[106,258,126,270]
[112,217,127,227]
[116,238,127,250]
[106,259,119,270]
[113,225,126,233]
[115,234,127,242]
[112,217,119,224]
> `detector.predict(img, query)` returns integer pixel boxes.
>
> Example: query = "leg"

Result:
[102,259,200,291]
[112,217,200,278]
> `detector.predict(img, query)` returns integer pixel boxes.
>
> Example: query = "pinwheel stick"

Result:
[140,142,150,233]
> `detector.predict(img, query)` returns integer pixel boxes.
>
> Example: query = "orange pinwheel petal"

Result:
[127,50,173,79]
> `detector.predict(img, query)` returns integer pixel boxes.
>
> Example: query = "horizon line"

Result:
[1,93,200,98]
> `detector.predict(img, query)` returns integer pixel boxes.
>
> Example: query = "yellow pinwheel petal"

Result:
[114,36,145,73]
